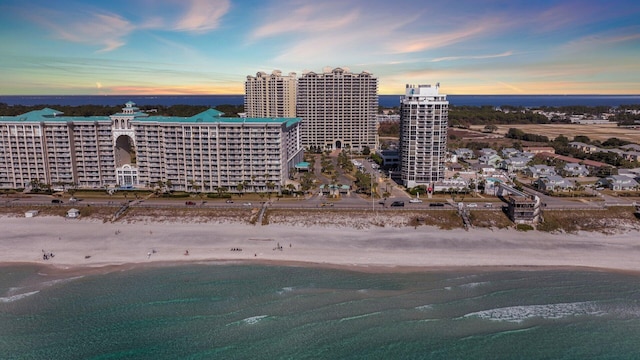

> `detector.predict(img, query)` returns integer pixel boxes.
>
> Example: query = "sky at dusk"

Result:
[1,0,639,95]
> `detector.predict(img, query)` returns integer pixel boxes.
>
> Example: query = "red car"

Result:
[185,201,196,206]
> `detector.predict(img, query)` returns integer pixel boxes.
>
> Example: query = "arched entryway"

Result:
[115,135,136,167]
[114,135,138,187]
[335,140,342,149]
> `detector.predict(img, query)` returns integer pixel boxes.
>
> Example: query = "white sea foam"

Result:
[41,275,84,287]
[243,315,268,325]
[464,301,604,323]
[459,281,490,289]
[339,311,381,322]
[415,304,433,311]
[276,287,294,295]
[0,291,40,303]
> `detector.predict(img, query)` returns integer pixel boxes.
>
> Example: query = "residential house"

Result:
[500,156,530,172]
[534,175,575,192]
[595,175,639,191]
[453,148,475,160]
[478,154,502,167]
[562,163,589,177]
[623,151,640,162]
[523,146,555,154]
[525,165,556,178]
[472,163,497,175]
[569,142,599,154]
[478,148,497,157]
[501,148,519,158]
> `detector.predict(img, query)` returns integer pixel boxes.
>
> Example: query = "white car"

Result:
[409,198,422,203]
[466,203,478,208]
[243,202,252,206]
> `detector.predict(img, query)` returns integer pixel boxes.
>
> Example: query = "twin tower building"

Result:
[0,67,447,192]
[246,68,449,189]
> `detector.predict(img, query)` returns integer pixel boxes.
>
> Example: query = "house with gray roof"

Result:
[562,163,589,177]
[595,175,639,191]
[525,164,556,178]
[534,175,575,192]
[499,156,530,172]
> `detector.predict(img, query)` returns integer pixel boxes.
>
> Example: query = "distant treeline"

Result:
[448,104,640,127]
[0,103,245,118]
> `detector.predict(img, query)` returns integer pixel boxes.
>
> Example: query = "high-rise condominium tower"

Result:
[296,67,378,152]
[399,84,448,188]
[244,70,297,118]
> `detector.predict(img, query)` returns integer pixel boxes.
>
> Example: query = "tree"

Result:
[573,135,591,144]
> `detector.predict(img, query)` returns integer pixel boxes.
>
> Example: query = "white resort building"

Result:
[398,83,449,188]
[0,102,303,192]
[296,67,378,152]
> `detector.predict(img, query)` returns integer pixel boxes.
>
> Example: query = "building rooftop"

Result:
[1,106,301,127]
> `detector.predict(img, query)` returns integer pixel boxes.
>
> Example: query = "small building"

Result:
[67,208,80,218]
[569,142,599,154]
[506,195,540,224]
[376,149,399,168]
[523,146,555,154]
[25,210,39,218]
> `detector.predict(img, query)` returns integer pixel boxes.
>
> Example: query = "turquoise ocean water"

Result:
[1,264,640,359]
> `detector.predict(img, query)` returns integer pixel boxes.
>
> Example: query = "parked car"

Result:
[390,201,404,207]
[225,199,234,203]
[467,203,478,208]
[185,201,196,206]
[51,199,63,204]
[484,203,493,208]
[409,198,422,203]
[429,202,445,207]
[243,202,252,206]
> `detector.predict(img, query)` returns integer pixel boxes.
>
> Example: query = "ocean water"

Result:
[1,265,639,359]
[1,94,639,108]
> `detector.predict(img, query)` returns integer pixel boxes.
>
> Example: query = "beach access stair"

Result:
[111,202,130,222]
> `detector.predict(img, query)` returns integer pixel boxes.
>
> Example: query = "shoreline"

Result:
[2,216,640,276]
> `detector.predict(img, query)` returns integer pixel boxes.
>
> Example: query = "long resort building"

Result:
[0,102,304,193]
[399,84,449,188]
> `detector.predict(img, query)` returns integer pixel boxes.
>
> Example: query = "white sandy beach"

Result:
[2,216,640,273]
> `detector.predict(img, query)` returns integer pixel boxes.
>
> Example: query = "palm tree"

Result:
[29,178,42,192]
[266,181,276,198]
